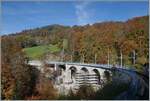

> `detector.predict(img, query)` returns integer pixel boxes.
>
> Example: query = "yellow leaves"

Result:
[136,56,147,65]
[4,84,15,100]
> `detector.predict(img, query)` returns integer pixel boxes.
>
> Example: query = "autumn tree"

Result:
[1,36,39,99]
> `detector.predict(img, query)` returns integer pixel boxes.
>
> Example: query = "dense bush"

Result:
[58,81,129,100]
[94,81,129,100]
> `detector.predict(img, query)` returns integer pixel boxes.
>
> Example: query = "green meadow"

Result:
[23,44,61,59]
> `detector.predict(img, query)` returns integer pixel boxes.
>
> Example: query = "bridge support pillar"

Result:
[54,63,57,71]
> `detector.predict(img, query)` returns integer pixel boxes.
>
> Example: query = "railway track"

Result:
[115,68,149,100]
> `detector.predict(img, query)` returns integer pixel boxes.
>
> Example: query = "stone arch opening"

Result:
[59,64,66,71]
[93,69,101,84]
[81,67,89,74]
[58,64,66,75]
[80,67,89,84]
[104,70,111,82]
[69,66,77,79]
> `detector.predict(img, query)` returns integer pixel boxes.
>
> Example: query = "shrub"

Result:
[94,81,129,100]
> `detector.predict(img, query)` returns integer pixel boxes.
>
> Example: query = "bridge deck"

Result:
[28,60,128,70]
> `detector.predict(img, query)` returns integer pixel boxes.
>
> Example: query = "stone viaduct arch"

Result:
[80,67,89,74]
[92,69,101,84]
[64,64,108,86]
[28,61,115,93]
[69,66,77,79]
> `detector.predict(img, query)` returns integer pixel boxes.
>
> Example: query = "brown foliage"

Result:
[28,74,58,100]
[1,36,39,99]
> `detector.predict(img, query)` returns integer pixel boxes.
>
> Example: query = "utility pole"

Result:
[107,48,110,68]
[95,53,97,64]
[72,36,75,63]
[71,55,73,62]
[133,50,136,64]
[61,39,65,62]
[61,47,64,62]
[80,54,85,63]
[82,54,85,63]
[120,51,123,68]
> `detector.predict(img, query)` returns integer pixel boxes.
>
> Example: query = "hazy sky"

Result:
[1,1,149,34]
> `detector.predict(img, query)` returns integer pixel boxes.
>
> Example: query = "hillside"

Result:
[2,15,149,71]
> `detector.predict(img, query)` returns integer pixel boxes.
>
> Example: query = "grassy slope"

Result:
[23,44,61,59]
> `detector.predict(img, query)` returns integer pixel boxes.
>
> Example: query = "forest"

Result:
[1,15,149,100]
